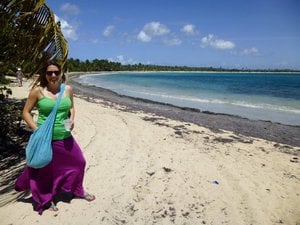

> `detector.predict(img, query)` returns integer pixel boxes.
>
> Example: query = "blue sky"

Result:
[45,0,300,69]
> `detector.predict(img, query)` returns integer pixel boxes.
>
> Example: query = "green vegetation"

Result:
[0,84,27,169]
[67,58,300,73]
[0,86,12,101]
[0,0,68,77]
[0,1,69,172]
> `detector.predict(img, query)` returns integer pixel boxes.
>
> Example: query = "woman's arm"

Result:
[66,85,75,130]
[22,87,40,131]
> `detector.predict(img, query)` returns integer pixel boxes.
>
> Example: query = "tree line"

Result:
[67,58,300,73]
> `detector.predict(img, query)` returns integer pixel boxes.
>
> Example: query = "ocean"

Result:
[75,72,300,126]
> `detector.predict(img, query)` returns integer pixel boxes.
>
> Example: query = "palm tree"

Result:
[0,0,68,75]
[0,1,69,157]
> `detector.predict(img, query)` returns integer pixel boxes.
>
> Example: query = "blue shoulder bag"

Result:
[26,84,65,169]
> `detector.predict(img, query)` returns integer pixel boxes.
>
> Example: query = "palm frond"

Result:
[0,0,68,75]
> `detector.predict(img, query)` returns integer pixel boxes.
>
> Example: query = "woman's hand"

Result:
[22,87,40,131]
[70,119,74,131]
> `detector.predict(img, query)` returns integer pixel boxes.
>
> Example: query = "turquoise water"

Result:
[76,72,300,125]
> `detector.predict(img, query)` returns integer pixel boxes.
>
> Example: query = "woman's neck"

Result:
[46,84,60,94]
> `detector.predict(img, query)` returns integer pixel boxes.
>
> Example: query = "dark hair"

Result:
[34,60,65,88]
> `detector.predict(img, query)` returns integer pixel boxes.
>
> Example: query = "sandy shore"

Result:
[0,77,299,225]
[69,73,300,147]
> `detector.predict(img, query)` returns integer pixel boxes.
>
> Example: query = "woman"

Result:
[15,60,95,214]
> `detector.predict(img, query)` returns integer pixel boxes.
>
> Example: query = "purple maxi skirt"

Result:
[15,136,86,214]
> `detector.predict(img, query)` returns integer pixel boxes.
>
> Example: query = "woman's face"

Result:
[45,65,62,86]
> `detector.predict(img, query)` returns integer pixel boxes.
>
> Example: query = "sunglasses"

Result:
[46,70,60,76]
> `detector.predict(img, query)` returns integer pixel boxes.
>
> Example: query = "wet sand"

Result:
[69,73,300,147]
[0,75,299,225]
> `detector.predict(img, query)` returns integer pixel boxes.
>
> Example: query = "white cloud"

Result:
[60,3,80,15]
[111,55,137,65]
[163,38,182,46]
[137,31,151,42]
[201,34,235,50]
[242,47,259,55]
[103,25,115,37]
[181,24,196,35]
[90,38,99,44]
[137,22,170,42]
[54,15,78,41]
[109,55,152,65]
[116,55,125,64]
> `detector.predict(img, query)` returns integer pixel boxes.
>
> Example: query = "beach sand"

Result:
[0,76,299,225]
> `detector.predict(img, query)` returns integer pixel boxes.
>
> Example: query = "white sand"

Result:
[0,78,299,225]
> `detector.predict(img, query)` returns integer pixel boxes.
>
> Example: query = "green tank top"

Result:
[37,96,72,140]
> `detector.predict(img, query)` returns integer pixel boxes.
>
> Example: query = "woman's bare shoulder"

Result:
[29,86,43,98]
[65,84,73,90]
[65,84,73,94]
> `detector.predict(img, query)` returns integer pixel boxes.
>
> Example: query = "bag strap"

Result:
[51,83,66,115]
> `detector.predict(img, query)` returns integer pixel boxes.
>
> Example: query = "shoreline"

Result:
[67,70,300,75]
[68,72,300,147]
[1,75,299,224]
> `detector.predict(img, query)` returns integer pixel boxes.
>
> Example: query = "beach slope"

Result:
[0,78,299,225]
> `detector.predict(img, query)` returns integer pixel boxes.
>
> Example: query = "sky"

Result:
[45,0,300,70]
